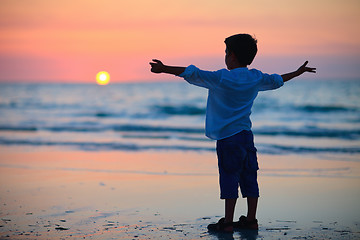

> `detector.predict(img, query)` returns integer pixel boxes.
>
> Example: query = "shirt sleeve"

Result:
[258,73,284,91]
[179,65,223,89]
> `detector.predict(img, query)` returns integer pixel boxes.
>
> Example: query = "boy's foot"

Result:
[207,217,234,233]
[233,215,258,230]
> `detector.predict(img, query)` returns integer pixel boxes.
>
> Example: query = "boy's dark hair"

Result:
[224,34,258,65]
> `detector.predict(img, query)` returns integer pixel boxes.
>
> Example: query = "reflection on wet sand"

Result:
[0,148,359,239]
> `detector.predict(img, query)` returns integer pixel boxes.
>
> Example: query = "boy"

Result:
[149,33,316,233]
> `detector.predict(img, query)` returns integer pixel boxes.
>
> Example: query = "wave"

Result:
[252,102,359,114]
[0,138,213,152]
[0,101,83,111]
[0,124,204,134]
[1,164,357,178]
[0,126,38,131]
[152,104,206,116]
[121,134,209,142]
[3,101,356,115]
[0,123,358,140]
[258,143,360,155]
[112,124,204,133]
[1,138,359,155]
[254,127,360,140]
[296,105,358,113]
[94,112,117,118]
[74,111,126,118]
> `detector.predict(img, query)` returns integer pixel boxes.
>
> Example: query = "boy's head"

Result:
[224,34,257,67]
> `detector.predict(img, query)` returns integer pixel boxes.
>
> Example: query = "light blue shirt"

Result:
[179,65,284,140]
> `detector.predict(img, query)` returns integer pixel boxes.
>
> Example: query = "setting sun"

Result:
[96,71,110,85]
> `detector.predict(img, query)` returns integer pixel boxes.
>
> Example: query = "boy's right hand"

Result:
[149,59,165,73]
[149,59,186,76]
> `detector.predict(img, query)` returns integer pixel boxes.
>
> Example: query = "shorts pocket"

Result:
[245,146,259,171]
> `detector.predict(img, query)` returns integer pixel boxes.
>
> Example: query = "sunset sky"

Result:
[1,0,359,83]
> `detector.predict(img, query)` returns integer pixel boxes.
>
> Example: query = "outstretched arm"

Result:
[281,61,316,82]
[149,59,186,76]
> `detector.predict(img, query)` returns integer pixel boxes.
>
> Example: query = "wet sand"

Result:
[1,147,359,239]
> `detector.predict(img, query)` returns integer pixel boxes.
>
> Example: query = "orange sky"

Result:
[1,0,359,83]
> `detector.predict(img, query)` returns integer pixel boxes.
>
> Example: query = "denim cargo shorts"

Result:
[216,130,259,199]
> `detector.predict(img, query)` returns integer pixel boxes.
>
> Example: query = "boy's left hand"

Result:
[297,61,316,74]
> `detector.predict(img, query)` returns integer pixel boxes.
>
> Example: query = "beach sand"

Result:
[1,147,359,239]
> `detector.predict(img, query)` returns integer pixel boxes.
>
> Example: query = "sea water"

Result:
[0,80,359,161]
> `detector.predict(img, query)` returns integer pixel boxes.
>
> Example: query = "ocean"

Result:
[0,80,359,161]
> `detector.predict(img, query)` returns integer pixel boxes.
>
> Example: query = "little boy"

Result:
[149,33,316,233]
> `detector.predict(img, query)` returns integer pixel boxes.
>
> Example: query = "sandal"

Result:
[207,217,234,233]
[233,215,258,230]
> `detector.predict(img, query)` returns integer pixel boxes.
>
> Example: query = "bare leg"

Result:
[225,198,237,227]
[247,197,258,221]
[207,199,236,232]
